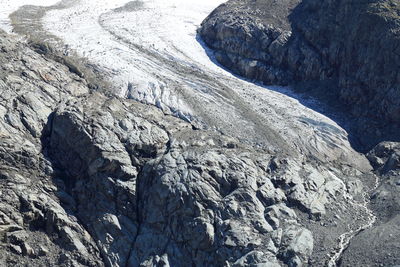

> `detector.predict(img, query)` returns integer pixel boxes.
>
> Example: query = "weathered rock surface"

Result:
[0,30,379,266]
[340,142,400,266]
[46,93,347,266]
[0,30,102,266]
[199,0,400,149]
[200,0,300,86]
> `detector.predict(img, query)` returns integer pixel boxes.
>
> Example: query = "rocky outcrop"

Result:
[0,30,378,266]
[199,0,400,148]
[46,90,382,266]
[340,142,400,266]
[47,93,313,266]
[46,93,346,266]
[0,30,102,266]
[199,1,400,264]
[199,0,300,85]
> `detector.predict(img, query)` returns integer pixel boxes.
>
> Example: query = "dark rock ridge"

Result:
[0,29,101,266]
[0,30,379,266]
[199,0,400,149]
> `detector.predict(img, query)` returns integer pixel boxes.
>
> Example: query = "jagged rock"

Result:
[10,244,22,255]
[48,93,291,266]
[367,142,400,173]
[38,245,49,256]
[6,230,28,245]
[199,0,400,148]
[21,242,35,257]
[280,226,313,266]
[0,18,382,267]
[0,30,102,266]
[200,0,299,86]
[339,141,400,265]
[44,91,375,266]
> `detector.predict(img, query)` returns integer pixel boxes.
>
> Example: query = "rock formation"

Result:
[199,0,400,265]
[340,142,400,266]
[0,29,383,266]
[0,30,101,266]
[0,0,399,265]
[199,0,400,149]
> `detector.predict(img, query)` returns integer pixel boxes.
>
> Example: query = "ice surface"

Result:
[42,0,229,117]
[0,0,60,33]
[1,0,369,167]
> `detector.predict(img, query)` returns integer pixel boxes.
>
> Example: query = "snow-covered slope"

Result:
[4,0,370,169]
[0,0,59,33]
[43,0,227,118]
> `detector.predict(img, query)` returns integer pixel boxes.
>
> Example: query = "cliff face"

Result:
[0,30,102,266]
[199,1,400,265]
[2,0,400,265]
[291,0,400,120]
[199,0,300,86]
[199,0,400,148]
[0,30,379,266]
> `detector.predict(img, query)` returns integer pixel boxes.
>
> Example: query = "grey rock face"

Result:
[340,141,400,266]
[47,94,180,266]
[200,0,299,86]
[367,142,400,173]
[199,0,400,148]
[199,0,400,264]
[0,31,102,266]
[46,93,316,266]
[0,26,380,267]
[46,92,377,266]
